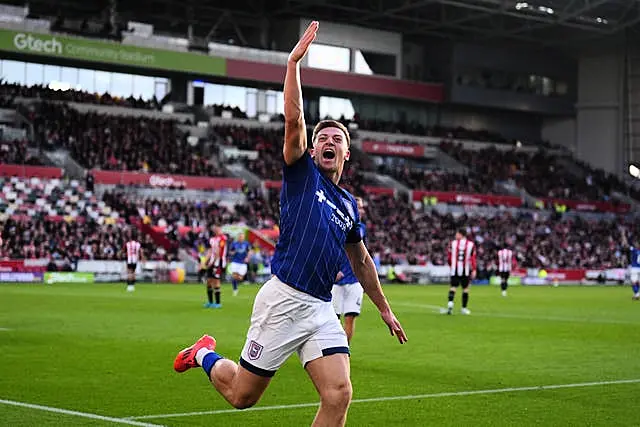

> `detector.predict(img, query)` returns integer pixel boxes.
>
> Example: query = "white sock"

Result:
[195,347,214,366]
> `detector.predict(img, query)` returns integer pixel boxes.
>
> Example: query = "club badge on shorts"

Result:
[248,340,264,360]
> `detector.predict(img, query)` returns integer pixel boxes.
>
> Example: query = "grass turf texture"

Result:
[0,282,638,426]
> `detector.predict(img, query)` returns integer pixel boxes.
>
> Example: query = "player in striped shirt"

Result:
[205,225,227,308]
[174,21,406,426]
[125,232,142,292]
[497,245,517,297]
[446,228,477,315]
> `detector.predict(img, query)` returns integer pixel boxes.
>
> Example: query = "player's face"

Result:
[311,127,350,176]
[237,234,244,242]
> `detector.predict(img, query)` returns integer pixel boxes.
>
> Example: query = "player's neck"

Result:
[321,169,342,185]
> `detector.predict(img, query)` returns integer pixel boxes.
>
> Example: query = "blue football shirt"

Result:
[337,223,367,286]
[271,152,362,301]
[631,247,640,267]
[231,241,251,264]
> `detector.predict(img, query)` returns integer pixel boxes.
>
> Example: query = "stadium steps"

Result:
[40,149,86,179]
[225,163,263,188]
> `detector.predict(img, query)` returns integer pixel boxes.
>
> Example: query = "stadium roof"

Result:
[12,0,640,50]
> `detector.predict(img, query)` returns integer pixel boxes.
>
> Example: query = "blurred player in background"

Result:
[332,197,366,344]
[205,225,227,308]
[497,244,516,297]
[229,233,251,296]
[174,21,406,427]
[629,244,640,300]
[446,228,476,315]
[198,249,208,284]
[125,231,142,292]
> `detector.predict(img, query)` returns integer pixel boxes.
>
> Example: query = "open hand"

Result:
[380,308,408,344]
[288,21,318,64]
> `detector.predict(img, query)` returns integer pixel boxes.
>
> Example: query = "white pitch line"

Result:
[0,399,165,427]
[0,327,12,331]
[126,378,640,420]
[398,302,639,325]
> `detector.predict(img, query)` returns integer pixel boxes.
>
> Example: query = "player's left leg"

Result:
[461,278,471,315]
[447,276,460,315]
[633,280,640,301]
[213,277,222,308]
[341,284,363,344]
[306,353,352,427]
[297,299,351,426]
[501,272,509,297]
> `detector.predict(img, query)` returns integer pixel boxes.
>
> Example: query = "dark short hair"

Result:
[312,120,350,147]
[457,228,467,237]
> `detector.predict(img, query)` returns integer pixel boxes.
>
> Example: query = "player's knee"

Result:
[320,379,352,411]
[231,392,259,410]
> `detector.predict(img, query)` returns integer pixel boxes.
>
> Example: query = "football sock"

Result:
[448,290,455,302]
[215,289,221,305]
[462,292,469,308]
[501,281,507,291]
[633,284,639,295]
[196,348,222,377]
[207,288,213,304]
[232,279,238,291]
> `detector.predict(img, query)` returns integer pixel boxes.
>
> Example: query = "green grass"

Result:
[0,282,639,426]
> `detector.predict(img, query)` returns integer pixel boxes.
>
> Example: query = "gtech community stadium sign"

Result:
[0,29,226,76]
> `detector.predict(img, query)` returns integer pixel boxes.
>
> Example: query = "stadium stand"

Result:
[0,176,170,263]
[30,102,225,176]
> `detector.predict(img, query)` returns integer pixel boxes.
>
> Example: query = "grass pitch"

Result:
[0,282,638,426]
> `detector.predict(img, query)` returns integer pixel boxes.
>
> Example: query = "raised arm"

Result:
[345,241,407,344]
[283,21,318,166]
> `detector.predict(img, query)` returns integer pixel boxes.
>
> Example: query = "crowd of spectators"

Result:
[440,142,612,201]
[30,102,226,176]
[0,81,161,110]
[0,139,42,165]
[0,216,166,264]
[362,194,635,273]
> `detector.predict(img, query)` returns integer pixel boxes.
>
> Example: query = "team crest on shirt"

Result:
[248,340,263,360]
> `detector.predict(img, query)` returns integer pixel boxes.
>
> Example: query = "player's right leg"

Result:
[174,276,308,409]
[126,265,135,292]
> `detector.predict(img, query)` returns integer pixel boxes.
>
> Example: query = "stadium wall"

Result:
[541,117,577,153]
[576,51,625,175]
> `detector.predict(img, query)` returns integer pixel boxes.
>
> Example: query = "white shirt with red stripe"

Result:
[125,240,141,264]
[448,238,476,277]
[498,248,516,272]
[208,234,228,268]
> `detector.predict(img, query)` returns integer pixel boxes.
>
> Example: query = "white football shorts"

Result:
[229,262,248,277]
[331,283,364,316]
[630,267,640,283]
[239,275,349,377]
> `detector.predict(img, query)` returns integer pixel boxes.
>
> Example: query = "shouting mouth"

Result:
[322,148,336,160]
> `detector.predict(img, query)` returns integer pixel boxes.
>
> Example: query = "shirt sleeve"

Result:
[345,196,362,244]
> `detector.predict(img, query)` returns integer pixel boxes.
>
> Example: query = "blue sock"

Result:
[202,352,223,377]
[633,284,639,294]
[232,279,238,291]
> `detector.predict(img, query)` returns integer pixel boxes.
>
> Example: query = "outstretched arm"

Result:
[345,241,407,344]
[283,21,318,166]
